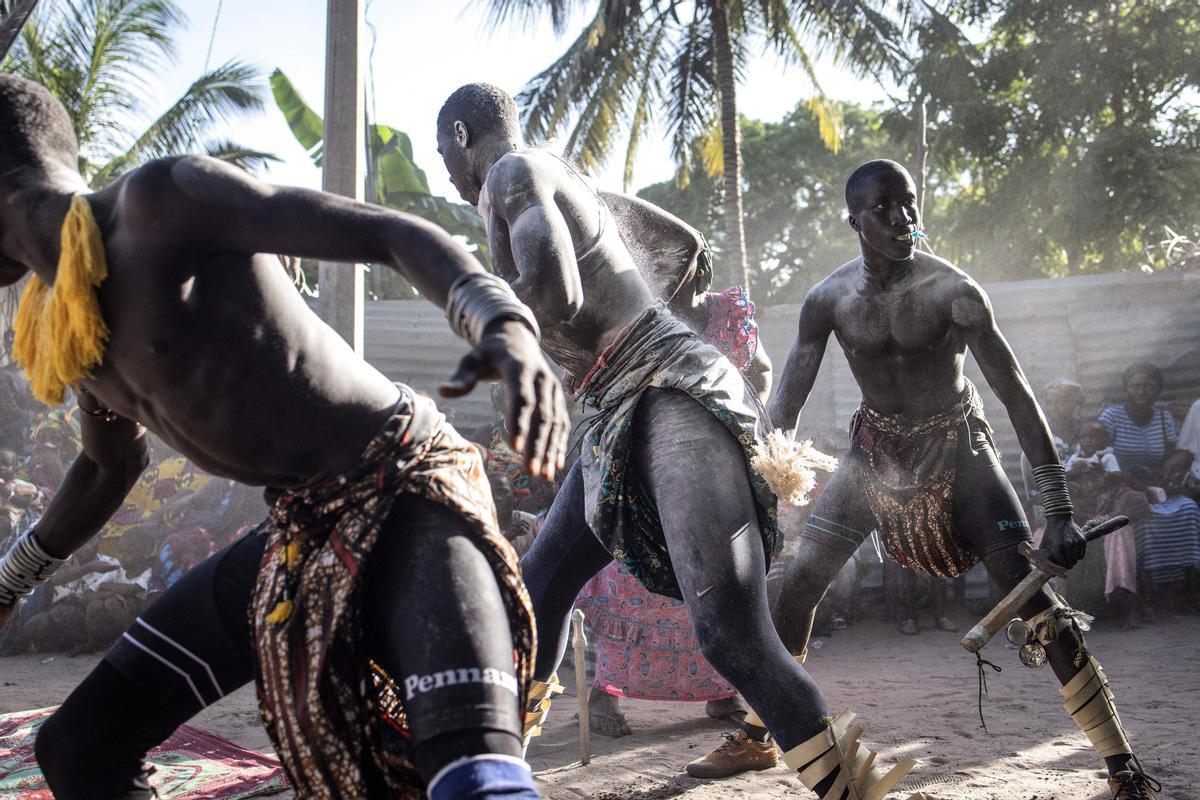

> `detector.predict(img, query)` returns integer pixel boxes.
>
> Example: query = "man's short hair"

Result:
[438,83,521,142]
[0,75,78,172]
[844,159,910,209]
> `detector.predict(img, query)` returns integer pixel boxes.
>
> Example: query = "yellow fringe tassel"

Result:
[12,195,110,405]
[265,600,294,624]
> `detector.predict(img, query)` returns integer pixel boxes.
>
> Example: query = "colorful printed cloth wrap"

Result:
[575,304,778,599]
[701,286,758,372]
[850,380,994,578]
[250,387,534,799]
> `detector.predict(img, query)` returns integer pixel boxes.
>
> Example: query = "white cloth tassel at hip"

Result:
[751,428,839,507]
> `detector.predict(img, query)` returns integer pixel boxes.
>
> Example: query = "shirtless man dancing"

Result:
[705,159,1156,798]
[437,84,921,799]
[0,75,570,800]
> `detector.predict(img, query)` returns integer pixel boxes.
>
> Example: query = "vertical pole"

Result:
[318,0,364,353]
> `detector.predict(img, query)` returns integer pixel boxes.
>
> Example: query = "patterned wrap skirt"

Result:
[250,386,535,798]
[850,381,995,579]
[575,304,779,600]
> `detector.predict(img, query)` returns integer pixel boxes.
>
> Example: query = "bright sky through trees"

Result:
[162,1,890,198]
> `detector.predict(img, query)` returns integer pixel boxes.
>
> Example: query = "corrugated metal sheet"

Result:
[362,301,494,431]
[5,270,1195,473]
[753,270,1200,486]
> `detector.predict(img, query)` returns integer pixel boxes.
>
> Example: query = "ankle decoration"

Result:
[521,674,564,753]
[782,710,921,800]
[1061,657,1132,759]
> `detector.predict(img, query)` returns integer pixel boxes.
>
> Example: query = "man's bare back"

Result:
[480,149,654,378]
[78,158,405,487]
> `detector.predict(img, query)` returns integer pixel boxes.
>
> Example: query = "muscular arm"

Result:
[489,157,583,326]
[599,190,705,300]
[957,281,1085,565]
[129,156,567,478]
[769,288,833,431]
[34,392,149,559]
[152,157,485,307]
[954,282,1057,468]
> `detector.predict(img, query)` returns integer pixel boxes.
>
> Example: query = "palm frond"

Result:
[473,0,594,35]
[199,139,279,172]
[94,59,266,183]
[665,11,716,187]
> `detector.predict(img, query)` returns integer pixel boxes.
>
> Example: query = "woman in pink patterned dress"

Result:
[575,262,771,737]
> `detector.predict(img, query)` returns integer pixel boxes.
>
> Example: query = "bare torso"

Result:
[484,150,654,380]
[810,252,977,418]
[72,163,405,488]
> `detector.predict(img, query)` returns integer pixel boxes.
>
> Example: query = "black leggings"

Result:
[36,494,523,799]
[771,423,1097,705]
[521,388,831,751]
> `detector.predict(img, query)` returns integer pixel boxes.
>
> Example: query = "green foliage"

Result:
[3,0,275,186]
[477,0,911,187]
[270,69,490,299]
[912,0,1200,280]
[640,102,915,302]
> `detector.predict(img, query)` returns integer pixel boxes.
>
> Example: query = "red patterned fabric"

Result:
[701,286,758,371]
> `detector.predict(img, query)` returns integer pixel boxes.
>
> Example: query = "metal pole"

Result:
[0,0,40,62]
[318,0,364,353]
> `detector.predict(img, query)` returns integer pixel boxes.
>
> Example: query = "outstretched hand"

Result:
[441,320,569,480]
[1042,515,1086,569]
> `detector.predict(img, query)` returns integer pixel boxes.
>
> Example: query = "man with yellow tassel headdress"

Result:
[695,159,1158,799]
[0,74,573,800]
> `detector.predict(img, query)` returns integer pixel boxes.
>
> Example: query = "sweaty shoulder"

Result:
[110,156,254,231]
[941,261,992,330]
[486,152,547,217]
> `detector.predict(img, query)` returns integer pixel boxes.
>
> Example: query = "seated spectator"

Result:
[1065,422,1140,628]
[1100,363,1200,618]
[1176,399,1200,501]
[11,538,150,654]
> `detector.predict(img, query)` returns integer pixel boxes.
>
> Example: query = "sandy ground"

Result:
[2,614,1197,799]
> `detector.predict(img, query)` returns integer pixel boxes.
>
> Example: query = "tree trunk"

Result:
[913,95,928,217]
[0,0,40,61]
[710,0,749,293]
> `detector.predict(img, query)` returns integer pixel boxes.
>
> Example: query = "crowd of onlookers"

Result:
[1024,364,1200,627]
[1,357,1197,655]
[0,363,267,655]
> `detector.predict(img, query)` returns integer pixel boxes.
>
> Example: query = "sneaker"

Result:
[1109,769,1161,799]
[899,618,918,635]
[686,730,778,779]
[935,616,957,632]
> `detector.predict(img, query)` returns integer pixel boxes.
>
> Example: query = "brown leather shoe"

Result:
[686,730,778,779]
[1108,769,1161,799]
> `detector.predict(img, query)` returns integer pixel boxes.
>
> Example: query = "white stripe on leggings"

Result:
[120,633,207,709]
[135,617,226,701]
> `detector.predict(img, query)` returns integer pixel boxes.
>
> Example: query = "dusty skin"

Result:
[4,615,1194,799]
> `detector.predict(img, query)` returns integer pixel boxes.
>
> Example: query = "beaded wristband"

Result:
[1033,463,1074,517]
[0,528,66,606]
[445,273,540,345]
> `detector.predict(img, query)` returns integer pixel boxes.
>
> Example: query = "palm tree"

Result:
[2,0,274,186]
[476,0,912,291]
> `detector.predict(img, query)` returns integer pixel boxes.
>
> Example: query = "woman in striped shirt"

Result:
[1099,363,1200,615]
